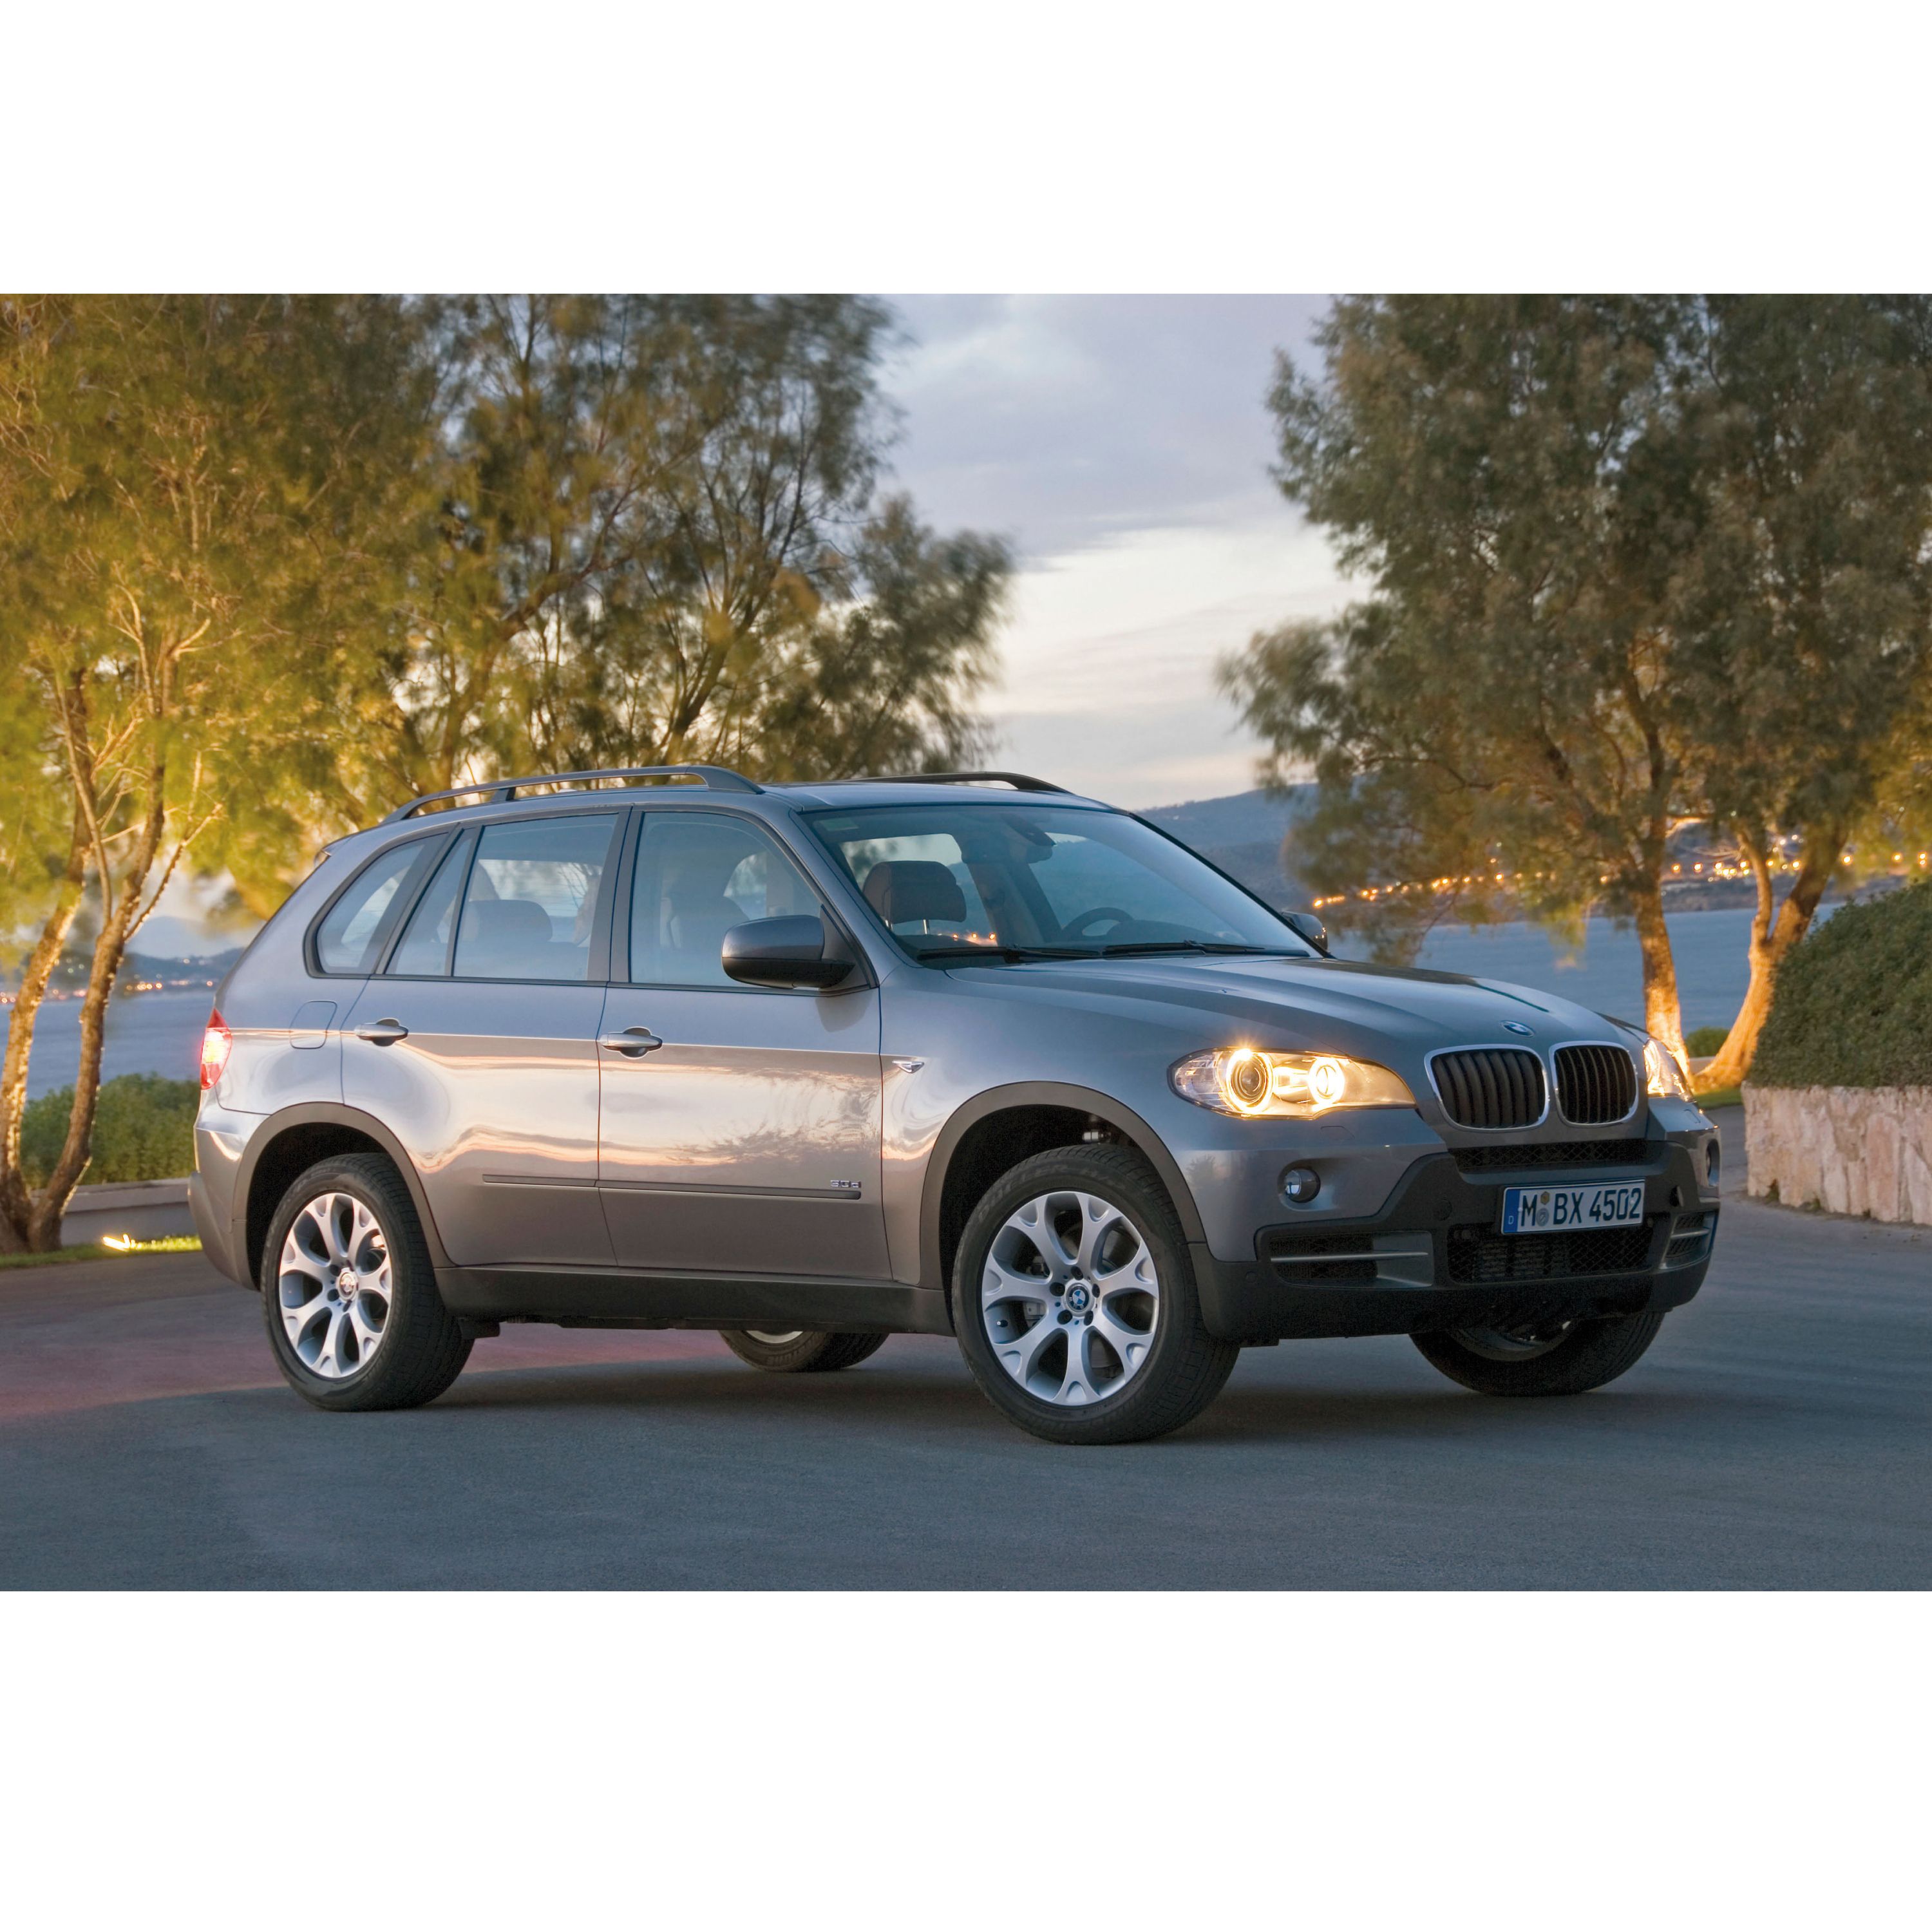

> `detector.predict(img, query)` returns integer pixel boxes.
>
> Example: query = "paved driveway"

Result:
[3,1124,1927,1587]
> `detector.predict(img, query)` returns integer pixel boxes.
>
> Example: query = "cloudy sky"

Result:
[880,296,1351,808]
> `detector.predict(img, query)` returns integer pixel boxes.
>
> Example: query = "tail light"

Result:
[200,1009,233,1091]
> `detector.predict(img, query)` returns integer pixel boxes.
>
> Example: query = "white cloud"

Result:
[884,294,1345,808]
[979,508,1351,808]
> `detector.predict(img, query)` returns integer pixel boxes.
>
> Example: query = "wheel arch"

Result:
[920,1083,1206,1301]
[237,1104,450,1288]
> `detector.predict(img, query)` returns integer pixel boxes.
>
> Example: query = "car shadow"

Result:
[430,1352,1742,1449]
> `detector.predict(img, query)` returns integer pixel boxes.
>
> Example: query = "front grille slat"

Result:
[1554,1043,1639,1125]
[1430,1048,1546,1130]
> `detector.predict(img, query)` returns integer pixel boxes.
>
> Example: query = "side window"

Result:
[312,838,445,975]
[453,815,617,982]
[630,813,822,987]
[387,835,471,976]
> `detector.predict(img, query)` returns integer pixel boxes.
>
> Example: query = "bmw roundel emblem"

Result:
[1502,1021,1533,1036]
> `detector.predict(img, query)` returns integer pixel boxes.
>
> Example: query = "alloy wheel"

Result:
[980,1190,1160,1406]
[277,1191,393,1379]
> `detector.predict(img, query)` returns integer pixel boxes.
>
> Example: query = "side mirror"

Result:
[1282,910,1331,956]
[721,914,856,990]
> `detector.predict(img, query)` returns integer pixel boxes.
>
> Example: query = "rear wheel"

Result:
[719,1329,889,1372]
[953,1144,1238,1445]
[1412,1309,1666,1396]
[260,1153,471,1412]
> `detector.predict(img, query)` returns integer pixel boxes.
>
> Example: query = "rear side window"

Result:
[387,837,471,976]
[312,838,445,974]
[453,815,617,981]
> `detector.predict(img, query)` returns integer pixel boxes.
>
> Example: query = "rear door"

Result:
[596,808,889,1278]
[341,810,620,1267]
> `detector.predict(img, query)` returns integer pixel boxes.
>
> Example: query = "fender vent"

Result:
[1554,1044,1640,1124]
[1430,1048,1546,1130]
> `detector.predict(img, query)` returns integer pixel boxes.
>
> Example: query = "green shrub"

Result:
[1752,884,1932,1088]
[19,1074,200,1187]
[1685,1025,1730,1057]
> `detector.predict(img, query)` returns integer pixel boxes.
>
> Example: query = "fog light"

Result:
[1707,1142,1721,1185]
[1282,1166,1321,1205]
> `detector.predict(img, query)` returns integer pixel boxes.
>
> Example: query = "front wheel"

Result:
[953,1144,1238,1445]
[719,1329,889,1372]
[1412,1309,1666,1396]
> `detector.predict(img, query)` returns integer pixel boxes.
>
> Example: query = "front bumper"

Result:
[1193,1139,1718,1343]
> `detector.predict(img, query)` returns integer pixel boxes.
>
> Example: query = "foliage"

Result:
[1751,886,1932,1088]
[1686,1026,1730,1057]
[1227,294,1701,1049]
[1226,295,1932,1072]
[0,296,426,1247]
[19,1075,199,1187]
[1672,299,1932,1090]
[346,295,1010,813]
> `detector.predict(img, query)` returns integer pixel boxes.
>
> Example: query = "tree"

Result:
[0,296,427,1249]
[360,294,1009,802]
[1224,294,1932,1079]
[1227,296,1704,1056]
[1672,298,1932,1088]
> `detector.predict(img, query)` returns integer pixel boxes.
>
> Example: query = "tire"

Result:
[952,1144,1238,1445]
[719,1329,889,1373]
[1412,1309,1667,1397]
[260,1153,472,1412]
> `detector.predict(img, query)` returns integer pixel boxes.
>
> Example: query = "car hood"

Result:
[951,952,1637,1057]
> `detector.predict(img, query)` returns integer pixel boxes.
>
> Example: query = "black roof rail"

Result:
[843,770,1072,794]
[380,764,762,824]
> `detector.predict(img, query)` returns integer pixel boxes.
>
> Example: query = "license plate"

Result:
[1501,1182,1647,1235]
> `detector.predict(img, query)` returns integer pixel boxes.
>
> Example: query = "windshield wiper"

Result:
[909,943,1087,963]
[913,939,1302,965]
[1095,940,1288,958]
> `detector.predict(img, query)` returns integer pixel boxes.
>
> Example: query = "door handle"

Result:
[354,1018,410,1046]
[598,1027,663,1057]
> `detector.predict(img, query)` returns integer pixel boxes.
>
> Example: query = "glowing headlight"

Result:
[1643,1037,1694,1101]
[1170,1047,1415,1119]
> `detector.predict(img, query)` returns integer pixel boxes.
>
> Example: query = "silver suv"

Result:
[190,767,1721,1444]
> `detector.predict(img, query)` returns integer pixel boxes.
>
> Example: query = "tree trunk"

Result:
[1696,826,1839,1093]
[0,811,88,1254]
[1632,878,1687,1063]
[24,782,169,1251]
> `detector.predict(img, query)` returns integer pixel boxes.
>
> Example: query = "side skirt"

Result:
[436,1264,953,1336]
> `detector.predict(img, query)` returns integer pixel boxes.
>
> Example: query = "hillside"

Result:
[1138,786,1312,904]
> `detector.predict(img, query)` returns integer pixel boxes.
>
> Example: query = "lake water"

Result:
[1391,905,1776,1034]
[4,904,1773,1099]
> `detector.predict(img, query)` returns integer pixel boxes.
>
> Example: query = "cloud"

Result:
[882,296,1348,807]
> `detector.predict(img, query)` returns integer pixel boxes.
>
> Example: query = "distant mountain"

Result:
[132,913,260,958]
[1139,786,1315,907]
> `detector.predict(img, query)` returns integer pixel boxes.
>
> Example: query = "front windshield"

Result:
[802,803,1315,963]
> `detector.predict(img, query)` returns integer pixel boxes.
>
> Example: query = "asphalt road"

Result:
[4,1113,1927,1587]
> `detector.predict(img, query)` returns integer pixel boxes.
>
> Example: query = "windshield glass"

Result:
[802,803,1314,962]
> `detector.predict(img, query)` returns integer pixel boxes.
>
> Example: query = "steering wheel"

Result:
[1064,905,1135,940]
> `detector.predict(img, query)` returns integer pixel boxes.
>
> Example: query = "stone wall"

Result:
[1743,1086,1932,1224]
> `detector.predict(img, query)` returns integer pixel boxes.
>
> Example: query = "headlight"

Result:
[1170,1047,1415,1119]
[1643,1037,1694,1101]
